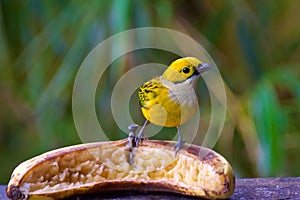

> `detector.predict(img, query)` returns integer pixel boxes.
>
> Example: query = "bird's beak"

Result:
[197,62,212,74]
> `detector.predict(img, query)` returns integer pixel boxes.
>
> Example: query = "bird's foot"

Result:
[174,126,184,156]
[135,120,148,147]
[127,124,138,147]
[127,124,139,165]
[174,139,184,156]
[135,131,146,148]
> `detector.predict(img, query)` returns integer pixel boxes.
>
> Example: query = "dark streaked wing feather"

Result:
[138,78,162,108]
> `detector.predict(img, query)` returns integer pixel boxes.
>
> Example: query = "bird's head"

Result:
[162,57,211,83]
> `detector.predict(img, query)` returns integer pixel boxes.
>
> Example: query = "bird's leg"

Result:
[174,126,183,156]
[135,120,148,147]
[127,124,139,165]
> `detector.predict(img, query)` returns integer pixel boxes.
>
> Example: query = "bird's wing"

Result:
[138,77,167,108]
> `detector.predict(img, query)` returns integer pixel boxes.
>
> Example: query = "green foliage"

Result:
[0,0,300,184]
[249,79,286,176]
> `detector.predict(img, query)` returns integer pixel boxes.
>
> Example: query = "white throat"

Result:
[160,77,198,107]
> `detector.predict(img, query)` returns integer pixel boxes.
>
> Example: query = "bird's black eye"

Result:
[182,67,190,74]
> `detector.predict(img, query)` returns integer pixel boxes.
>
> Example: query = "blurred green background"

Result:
[1,0,300,184]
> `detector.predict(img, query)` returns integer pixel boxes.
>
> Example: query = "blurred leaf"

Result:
[249,79,287,176]
[236,18,263,80]
[204,3,229,45]
[267,67,300,99]
[155,0,173,26]
[109,0,131,34]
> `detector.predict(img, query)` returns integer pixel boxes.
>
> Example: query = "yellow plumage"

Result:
[137,57,211,153]
[139,77,198,127]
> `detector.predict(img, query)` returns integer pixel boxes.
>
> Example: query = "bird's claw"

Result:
[135,120,148,147]
[174,139,184,156]
[135,132,145,147]
[127,124,139,165]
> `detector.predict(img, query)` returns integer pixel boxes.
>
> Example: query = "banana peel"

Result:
[7,139,235,199]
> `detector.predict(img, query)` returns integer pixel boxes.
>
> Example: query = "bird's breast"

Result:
[160,77,198,107]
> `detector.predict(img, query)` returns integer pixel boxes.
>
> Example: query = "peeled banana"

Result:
[7,139,235,199]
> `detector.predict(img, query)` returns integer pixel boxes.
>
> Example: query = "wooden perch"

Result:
[1,177,300,199]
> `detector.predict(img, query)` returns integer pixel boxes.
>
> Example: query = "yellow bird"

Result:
[136,57,211,154]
